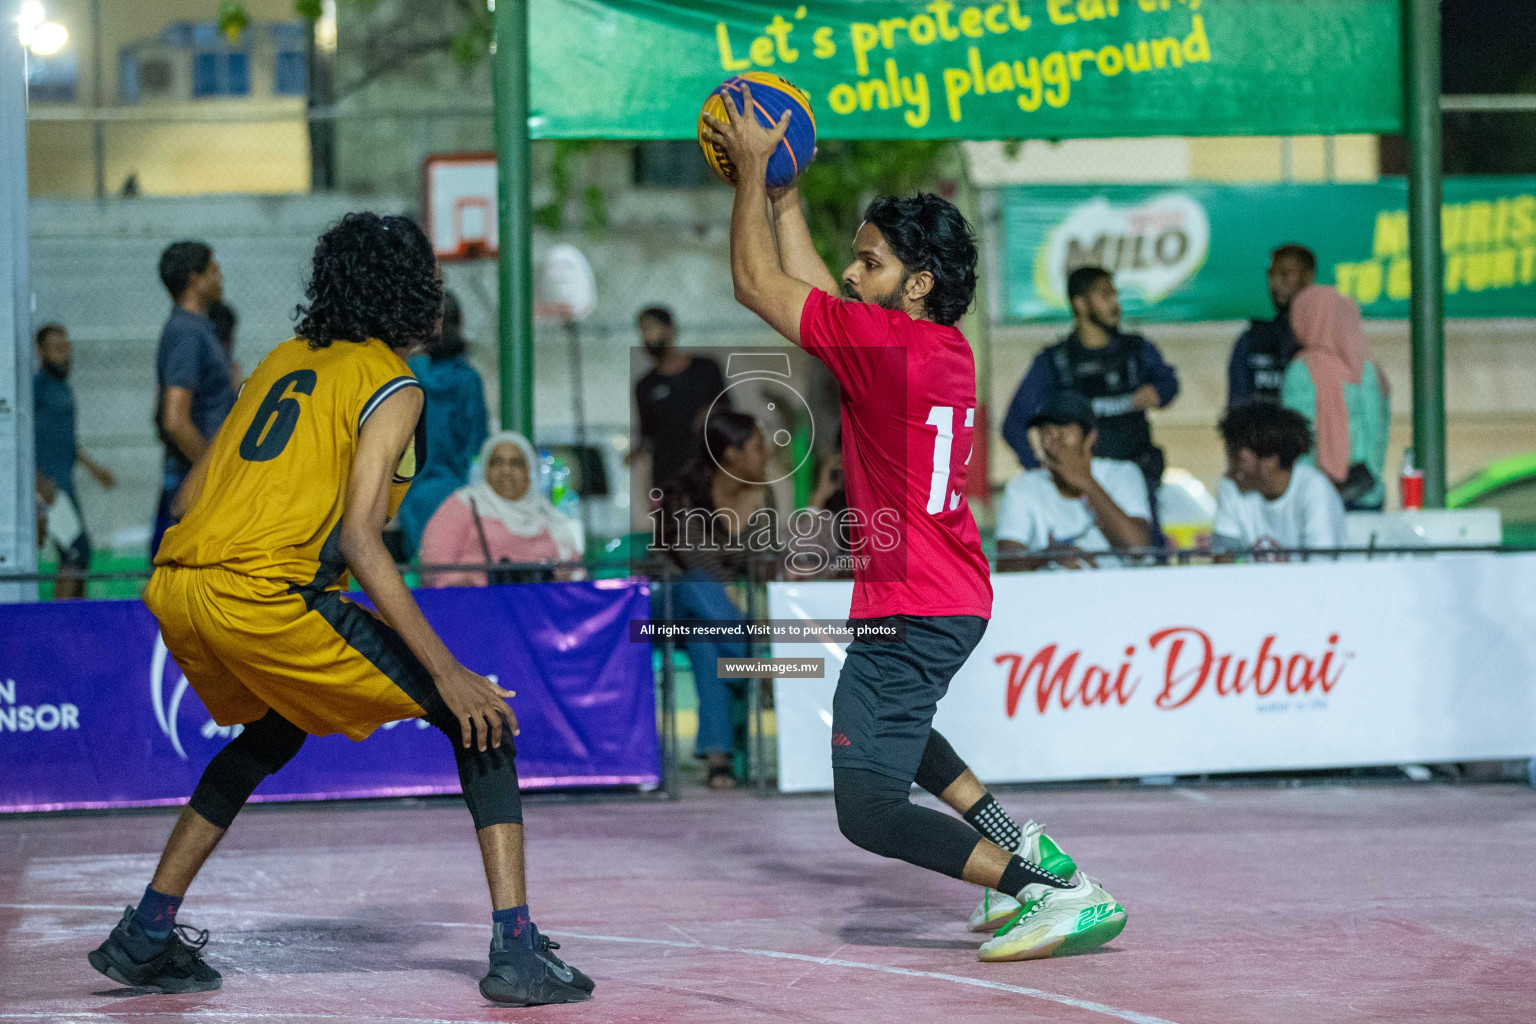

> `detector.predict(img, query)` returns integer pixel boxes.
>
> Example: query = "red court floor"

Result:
[2,783,1532,1024]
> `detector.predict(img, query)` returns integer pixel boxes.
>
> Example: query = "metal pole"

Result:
[1,21,37,600]
[1405,0,1447,506]
[90,0,105,200]
[492,0,534,436]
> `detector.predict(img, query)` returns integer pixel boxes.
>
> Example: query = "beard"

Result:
[44,360,70,380]
[843,273,909,312]
[1087,308,1119,334]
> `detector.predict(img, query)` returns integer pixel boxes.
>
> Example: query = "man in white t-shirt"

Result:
[996,391,1152,571]
[1214,402,1346,554]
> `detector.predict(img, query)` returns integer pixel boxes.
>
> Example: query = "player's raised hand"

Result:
[436,661,520,751]
[701,83,791,184]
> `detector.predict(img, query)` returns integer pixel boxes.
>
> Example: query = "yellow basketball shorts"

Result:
[143,565,436,740]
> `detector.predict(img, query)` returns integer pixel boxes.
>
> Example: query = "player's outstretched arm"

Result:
[342,386,518,752]
[702,85,813,345]
[770,186,840,297]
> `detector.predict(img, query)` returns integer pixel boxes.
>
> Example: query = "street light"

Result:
[15,1,68,56]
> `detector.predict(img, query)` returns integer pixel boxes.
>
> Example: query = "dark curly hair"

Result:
[861,193,977,327]
[294,213,443,349]
[1219,402,1313,470]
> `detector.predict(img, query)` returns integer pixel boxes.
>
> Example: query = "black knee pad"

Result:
[188,711,308,829]
[833,767,911,859]
[424,700,523,830]
[453,736,524,830]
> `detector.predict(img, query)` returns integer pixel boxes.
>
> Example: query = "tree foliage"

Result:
[221,2,956,248]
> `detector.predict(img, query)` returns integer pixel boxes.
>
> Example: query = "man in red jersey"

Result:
[703,90,1125,962]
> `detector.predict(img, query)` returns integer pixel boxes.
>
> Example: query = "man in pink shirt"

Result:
[703,89,1124,961]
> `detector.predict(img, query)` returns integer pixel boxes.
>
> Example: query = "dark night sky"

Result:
[1441,0,1536,93]
[1382,1,1536,173]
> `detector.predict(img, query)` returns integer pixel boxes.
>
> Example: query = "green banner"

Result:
[1000,178,1536,322]
[530,0,1403,140]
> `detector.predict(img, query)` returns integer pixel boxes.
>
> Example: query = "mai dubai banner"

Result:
[1002,178,1536,322]
[0,581,658,812]
[529,0,1402,139]
[769,557,1536,792]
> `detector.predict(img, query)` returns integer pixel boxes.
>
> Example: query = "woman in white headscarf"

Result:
[418,431,583,587]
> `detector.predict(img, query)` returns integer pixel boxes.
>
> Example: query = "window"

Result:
[119,48,138,102]
[272,23,308,96]
[274,50,307,96]
[191,50,249,97]
[189,22,249,98]
[27,51,78,104]
[633,141,719,188]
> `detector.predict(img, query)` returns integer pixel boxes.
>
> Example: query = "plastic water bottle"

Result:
[538,450,556,500]
[549,456,571,506]
[1399,447,1424,510]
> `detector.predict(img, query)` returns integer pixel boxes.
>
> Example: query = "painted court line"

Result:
[0,1015,478,1024]
[543,930,1183,1024]
[1,903,1181,1024]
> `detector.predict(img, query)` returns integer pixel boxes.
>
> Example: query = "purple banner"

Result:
[0,579,658,812]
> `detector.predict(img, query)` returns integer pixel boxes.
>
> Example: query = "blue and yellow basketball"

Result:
[698,72,816,189]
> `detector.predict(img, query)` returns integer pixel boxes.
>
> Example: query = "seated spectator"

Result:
[1214,402,1346,554]
[651,410,773,789]
[419,431,583,587]
[398,291,490,557]
[1282,284,1389,511]
[785,451,855,580]
[996,391,1151,572]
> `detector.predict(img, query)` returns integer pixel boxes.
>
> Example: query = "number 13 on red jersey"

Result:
[925,406,975,516]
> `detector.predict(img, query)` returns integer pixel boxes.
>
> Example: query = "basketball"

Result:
[698,72,816,189]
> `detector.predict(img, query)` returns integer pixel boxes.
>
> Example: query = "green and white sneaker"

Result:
[967,820,1077,932]
[977,874,1126,962]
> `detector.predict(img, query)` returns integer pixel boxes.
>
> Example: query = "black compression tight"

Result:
[833,767,980,879]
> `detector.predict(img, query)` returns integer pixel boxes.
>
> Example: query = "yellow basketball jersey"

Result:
[156,337,423,593]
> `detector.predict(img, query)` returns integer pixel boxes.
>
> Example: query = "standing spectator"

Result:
[419,432,583,588]
[397,291,489,557]
[633,306,729,494]
[152,241,233,555]
[651,410,773,789]
[1002,267,1179,525]
[1227,244,1315,408]
[995,391,1150,572]
[1282,284,1390,511]
[206,299,246,391]
[33,324,115,598]
[1214,402,1345,553]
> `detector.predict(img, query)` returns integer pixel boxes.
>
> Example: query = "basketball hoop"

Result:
[424,153,498,261]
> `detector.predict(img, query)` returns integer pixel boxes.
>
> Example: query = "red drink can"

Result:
[1400,470,1425,510]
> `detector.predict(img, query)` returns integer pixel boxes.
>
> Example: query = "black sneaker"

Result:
[88,907,222,994]
[479,922,593,1005]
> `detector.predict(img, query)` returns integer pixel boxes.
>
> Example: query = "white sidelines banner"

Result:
[769,554,1536,793]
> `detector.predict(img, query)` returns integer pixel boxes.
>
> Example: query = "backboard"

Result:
[423,153,497,262]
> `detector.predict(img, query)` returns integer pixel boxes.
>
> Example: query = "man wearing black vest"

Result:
[1226,244,1315,408]
[1002,267,1179,530]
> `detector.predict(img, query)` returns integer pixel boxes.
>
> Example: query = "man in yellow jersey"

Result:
[87,214,593,1007]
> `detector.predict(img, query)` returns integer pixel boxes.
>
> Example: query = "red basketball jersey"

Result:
[799,289,993,620]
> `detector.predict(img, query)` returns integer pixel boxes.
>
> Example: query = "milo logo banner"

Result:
[1002,177,1536,322]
